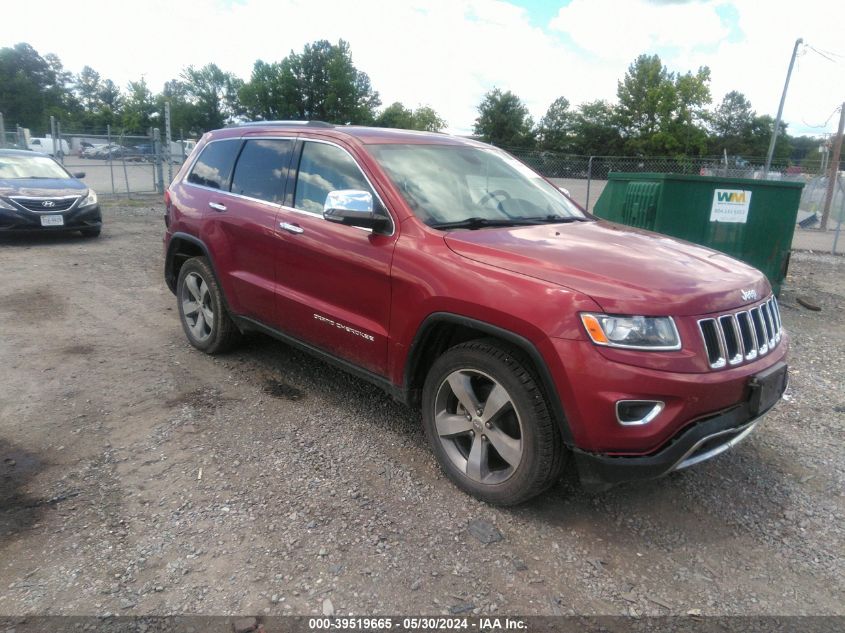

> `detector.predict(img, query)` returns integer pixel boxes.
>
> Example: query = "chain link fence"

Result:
[506,147,844,254]
[0,116,196,198]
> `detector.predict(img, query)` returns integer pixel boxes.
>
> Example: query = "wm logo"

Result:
[717,191,746,203]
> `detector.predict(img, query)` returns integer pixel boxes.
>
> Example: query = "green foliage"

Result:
[121,78,155,134]
[374,102,446,132]
[180,64,243,131]
[570,100,624,155]
[239,40,380,125]
[537,97,573,151]
[616,54,711,156]
[474,88,535,148]
[0,41,818,165]
[0,43,75,132]
[239,60,287,120]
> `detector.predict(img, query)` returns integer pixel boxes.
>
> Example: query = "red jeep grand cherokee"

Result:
[164,122,788,505]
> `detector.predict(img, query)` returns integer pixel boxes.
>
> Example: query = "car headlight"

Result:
[81,189,98,207]
[0,198,16,210]
[580,313,681,350]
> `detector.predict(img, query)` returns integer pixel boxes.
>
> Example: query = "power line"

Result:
[805,44,842,63]
[802,105,843,129]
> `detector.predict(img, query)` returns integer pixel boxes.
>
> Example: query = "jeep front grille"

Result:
[698,296,783,369]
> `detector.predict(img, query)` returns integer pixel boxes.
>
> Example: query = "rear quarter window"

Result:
[187,139,240,190]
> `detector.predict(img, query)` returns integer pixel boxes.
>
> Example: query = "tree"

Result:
[181,63,243,131]
[0,43,71,131]
[746,115,791,161]
[158,80,205,137]
[99,79,122,112]
[473,88,535,148]
[616,54,711,155]
[671,67,711,155]
[239,60,286,120]
[616,54,675,153]
[122,78,155,134]
[569,100,624,155]
[76,66,102,111]
[711,90,754,148]
[374,103,446,132]
[374,102,415,129]
[240,40,380,124]
[412,106,446,132]
[537,96,573,151]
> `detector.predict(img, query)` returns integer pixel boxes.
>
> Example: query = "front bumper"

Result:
[0,204,101,232]
[573,361,787,489]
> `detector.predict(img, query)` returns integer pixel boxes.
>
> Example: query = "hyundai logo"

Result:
[741,288,758,301]
[41,201,56,208]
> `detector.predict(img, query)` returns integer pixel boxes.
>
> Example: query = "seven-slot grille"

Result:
[698,296,783,369]
[10,195,80,212]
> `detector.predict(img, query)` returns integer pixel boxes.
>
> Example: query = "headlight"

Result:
[580,313,681,350]
[81,189,98,207]
[0,198,16,211]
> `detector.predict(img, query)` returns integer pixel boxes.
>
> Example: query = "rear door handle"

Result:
[208,202,227,212]
[280,222,304,234]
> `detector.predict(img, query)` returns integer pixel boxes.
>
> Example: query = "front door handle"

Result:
[208,202,227,212]
[280,222,304,234]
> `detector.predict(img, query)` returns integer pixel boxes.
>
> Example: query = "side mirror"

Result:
[557,186,571,197]
[73,172,86,179]
[323,190,390,232]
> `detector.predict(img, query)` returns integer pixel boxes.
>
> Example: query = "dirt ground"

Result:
[0,199,843,617]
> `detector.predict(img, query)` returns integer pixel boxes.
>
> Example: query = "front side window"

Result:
[230,139,293,204]
[368,144,586,228]
[187,139,239,190]
[293,142,373,214]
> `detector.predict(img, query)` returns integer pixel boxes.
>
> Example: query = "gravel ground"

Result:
[0,200,843,616]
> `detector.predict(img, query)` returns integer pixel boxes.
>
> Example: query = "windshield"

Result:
[0,153,71,179]
[368,144,586,228]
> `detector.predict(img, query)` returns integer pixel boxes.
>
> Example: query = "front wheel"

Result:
[421,339,565,505]
[176,257,240,354]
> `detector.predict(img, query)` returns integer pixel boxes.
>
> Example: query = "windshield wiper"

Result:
[527,214,589,224]
[429,217,542,230]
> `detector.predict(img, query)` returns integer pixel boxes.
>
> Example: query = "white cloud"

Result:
[550,0,729,64]
[1,0,842,137]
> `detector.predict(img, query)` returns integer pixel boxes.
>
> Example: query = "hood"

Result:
[444,220,770,316]
[0,178,87,198]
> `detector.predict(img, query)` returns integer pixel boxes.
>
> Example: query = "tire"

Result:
[421,338,566,505]
[176,256,241,354]
[80,227,101,238]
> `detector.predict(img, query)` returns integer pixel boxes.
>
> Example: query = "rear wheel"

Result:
[176,257,240,354]
[421,339,565,505]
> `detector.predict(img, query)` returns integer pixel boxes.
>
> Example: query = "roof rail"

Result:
[236,120,334,128]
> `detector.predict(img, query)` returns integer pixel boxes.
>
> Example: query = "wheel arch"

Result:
[165,232,214,294]
[404,312,575,446]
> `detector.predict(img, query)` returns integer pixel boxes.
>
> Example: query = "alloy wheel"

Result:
[433,368,524,485]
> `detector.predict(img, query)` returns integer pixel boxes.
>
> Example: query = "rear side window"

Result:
[294,142,373,214]
[230,139,293,204]
[187,139,239,190]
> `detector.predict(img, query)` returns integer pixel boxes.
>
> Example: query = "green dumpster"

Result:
[592,173,804,295]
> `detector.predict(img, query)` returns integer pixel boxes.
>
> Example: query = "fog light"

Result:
[616,400,664,426]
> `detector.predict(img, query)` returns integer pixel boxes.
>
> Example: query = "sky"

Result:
[2,0,843,139]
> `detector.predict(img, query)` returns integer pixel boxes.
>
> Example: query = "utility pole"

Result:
[765,37,803,175]
[164,101,173,185]
[820,103,845,231]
